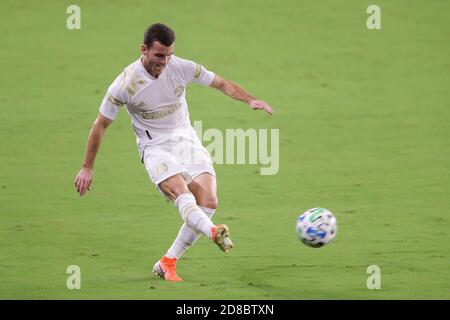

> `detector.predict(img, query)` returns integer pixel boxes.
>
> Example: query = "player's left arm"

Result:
[210,74,273,115]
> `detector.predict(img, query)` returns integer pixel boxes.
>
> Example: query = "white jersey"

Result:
[99,55,215,159]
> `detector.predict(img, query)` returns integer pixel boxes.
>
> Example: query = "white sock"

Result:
[165,206,215,259]
[174,193,215,238]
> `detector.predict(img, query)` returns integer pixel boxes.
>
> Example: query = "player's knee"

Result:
[197,197,218,210]
[171,186,191,199]
[160,174,190,199]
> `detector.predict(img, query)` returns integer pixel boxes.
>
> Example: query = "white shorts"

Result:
[142,131,216,188]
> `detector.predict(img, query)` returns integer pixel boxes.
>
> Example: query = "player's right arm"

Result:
[74,113,113,196]
[74,70,128,197]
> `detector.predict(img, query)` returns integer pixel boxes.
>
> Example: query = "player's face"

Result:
[141,41,174,78]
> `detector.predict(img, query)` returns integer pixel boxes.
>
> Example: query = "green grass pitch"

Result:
[0,0,449,299]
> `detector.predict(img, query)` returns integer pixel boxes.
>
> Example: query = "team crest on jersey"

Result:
[175,85,185,97]
[156,163,168,176]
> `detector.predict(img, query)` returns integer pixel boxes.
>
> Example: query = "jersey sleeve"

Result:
[99,72,129,120]
[176,56,215,87]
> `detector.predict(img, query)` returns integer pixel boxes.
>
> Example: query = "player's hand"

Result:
[74,166,93,196]
[249,100,273,115]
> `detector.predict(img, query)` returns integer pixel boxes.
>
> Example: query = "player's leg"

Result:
[142,145,214,237]
[153,173,215,282]
[189,173,233,253]
[143,146,212,281]
[159,173,216,238]
[188,172,218,210]
[154,172,234,281]
[161,134,233,256]
[148,136,232,282]
[164,173,218,261]
[159,173,232,265]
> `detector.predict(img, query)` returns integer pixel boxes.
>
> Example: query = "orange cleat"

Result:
[152,256,183,282]
[211,224,234,253]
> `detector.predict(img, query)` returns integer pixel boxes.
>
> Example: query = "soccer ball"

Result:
[296,208,337,248]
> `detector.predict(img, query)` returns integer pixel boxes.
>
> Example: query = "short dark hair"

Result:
[143,23,175,47]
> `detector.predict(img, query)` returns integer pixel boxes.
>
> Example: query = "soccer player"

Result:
[74,23,273,282]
